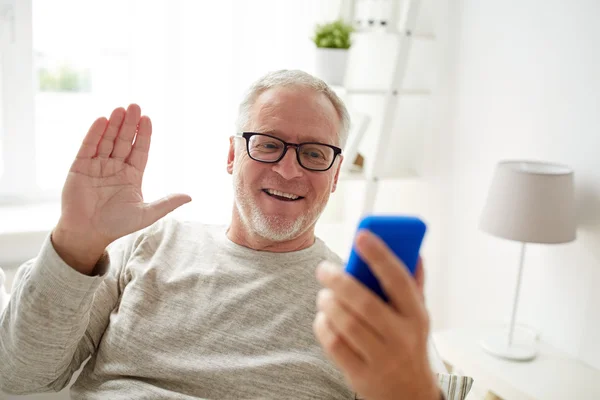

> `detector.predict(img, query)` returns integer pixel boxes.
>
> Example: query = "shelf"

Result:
[350,88,431,96]
[352,29,436,41]
[339,169,419,181]
[0,202,60,235]
[339,170,369,181]
[0,202,59,266]
[331,86,431,96]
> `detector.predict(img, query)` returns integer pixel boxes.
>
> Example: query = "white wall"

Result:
[444,0,600,370]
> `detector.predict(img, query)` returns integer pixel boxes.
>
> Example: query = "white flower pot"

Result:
[314,48,349,86]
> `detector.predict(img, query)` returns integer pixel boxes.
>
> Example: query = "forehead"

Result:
[248,86,340,145]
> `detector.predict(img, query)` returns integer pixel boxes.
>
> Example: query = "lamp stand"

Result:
[480,242,538,361]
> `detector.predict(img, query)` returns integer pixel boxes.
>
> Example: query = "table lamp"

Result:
[478,160,576,361]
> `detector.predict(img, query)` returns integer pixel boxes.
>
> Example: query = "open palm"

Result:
[58,104,191,248]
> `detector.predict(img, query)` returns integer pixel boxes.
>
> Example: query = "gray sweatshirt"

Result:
[0,218,472,399]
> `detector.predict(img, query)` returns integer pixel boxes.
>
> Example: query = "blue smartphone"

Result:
[344,215,427,303]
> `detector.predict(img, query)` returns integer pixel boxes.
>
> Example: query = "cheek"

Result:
[309,175,335,199]
[233,151,252,174]
[235,157,266,186]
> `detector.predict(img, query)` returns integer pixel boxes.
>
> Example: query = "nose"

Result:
[271,147,304,180]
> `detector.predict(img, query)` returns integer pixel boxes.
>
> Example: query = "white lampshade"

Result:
[479,160,576,244]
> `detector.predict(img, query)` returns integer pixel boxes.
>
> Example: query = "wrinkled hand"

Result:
[53,104,191,273]
[313,230,439,400]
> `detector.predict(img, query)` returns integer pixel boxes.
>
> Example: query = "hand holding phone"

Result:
[344,215,427,303]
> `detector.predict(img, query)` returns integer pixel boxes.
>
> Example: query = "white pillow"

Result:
[429,334,449,374]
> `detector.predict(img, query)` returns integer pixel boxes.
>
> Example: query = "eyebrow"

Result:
[253,129,333,145]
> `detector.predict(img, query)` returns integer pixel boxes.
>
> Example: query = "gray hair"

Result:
[235,70,351,149]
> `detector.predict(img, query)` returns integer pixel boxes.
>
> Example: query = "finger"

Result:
[317,289,384,363]
[415,256,425,302]
[313,312,366,378]
[96,107,126,158]
[111,104,142,160]
[141,193,192,228]
[355,230,425,319]
[316,261,395,338]
[76,117,108,159]
[126,116,152,172]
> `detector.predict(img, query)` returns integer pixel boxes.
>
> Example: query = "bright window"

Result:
[33,0,135,193]
[1,0,332,223]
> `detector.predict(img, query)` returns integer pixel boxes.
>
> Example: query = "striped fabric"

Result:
[355,373,474,400]
[437,373,475,400]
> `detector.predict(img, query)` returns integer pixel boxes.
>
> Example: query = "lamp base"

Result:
[480,332,537,361]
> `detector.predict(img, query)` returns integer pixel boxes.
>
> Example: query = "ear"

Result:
[331,155,343,193]
[227,136,235,175]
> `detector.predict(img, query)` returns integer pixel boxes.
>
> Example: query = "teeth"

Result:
[266,189,300,200]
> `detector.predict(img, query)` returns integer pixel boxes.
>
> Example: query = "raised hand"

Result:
[52,104,191,274]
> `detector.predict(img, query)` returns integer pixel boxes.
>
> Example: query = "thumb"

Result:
[142,193,192,227]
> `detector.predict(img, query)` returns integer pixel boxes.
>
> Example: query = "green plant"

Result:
[312,19,354,49]
[38,64,91,93]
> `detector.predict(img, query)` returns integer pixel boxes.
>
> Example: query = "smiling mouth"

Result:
[262,189,305,202]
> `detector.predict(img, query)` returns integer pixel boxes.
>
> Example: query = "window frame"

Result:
[0,0,54,205]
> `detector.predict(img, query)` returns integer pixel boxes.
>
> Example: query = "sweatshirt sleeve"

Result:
[0,229,145,395]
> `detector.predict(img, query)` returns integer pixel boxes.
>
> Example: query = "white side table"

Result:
[433,327,600,400]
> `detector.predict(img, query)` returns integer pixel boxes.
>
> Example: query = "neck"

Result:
[227,210,316,253]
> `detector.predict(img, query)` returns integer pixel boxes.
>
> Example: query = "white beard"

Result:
[232,176,325,242]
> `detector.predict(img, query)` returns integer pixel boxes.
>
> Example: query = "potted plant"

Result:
[312,19,354,86]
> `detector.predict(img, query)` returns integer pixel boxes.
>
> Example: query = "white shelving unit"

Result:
[332,0,436,217]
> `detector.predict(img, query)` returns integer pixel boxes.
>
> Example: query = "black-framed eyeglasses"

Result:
[237,132,342,172]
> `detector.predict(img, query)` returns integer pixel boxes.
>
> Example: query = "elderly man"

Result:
[0,70,472,399]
